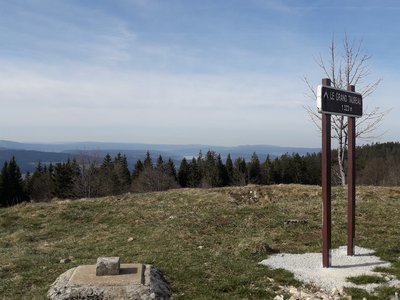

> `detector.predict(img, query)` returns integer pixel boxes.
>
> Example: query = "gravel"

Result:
[259,246,400,292]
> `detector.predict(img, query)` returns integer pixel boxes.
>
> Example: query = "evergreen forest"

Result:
[1,142,400,207]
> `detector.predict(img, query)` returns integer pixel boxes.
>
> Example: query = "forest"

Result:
[0,142,399,207]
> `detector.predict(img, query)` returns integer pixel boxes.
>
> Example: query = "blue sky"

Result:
[0,0,399,147]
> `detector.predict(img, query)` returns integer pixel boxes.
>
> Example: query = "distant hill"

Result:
[0,149,73,173]
[0,140,320,173]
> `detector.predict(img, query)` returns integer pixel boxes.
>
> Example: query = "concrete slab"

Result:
[48,263,172,299]
[69,263,144,286]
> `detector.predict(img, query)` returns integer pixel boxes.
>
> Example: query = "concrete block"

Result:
[96,257,120,276]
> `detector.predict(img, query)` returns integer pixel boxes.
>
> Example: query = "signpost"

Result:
[317,85,363,117]
[317,79,363,267]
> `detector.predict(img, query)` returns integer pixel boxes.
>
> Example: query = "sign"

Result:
[317,85,363,117]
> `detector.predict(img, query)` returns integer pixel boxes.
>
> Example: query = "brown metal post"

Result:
[347,85,356,256]
[322,78,332,267]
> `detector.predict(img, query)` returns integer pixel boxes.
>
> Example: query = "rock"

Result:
[128,237,134,242]
[96,257,120,276]
[289,286,298,294]
[60,258,71,264]
[47,263,172,299]
[284,219,308,226]
[273,295,284,300]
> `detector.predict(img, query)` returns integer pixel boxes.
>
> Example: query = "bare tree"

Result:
[73,152,101,198]
[304,35,387,185]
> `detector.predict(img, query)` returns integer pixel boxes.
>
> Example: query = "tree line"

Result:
[1,142,400,207]
[0,151,320,207]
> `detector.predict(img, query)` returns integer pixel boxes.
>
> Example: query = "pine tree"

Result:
[248,152,261,184]
[178,158,189,187]
[132,160,144,180]
[225,154,234,186]
[188,158,201,187]
[260,155,272,185]
[0,157,25,207]
[202,151,221,187]
[144,151,153,169]
[113,153,131,194]
[0,161,9,207]
[53,160,78,199]
[233,157,247,186]
[217,154,229,186]
[156,155,164,170]
[28,162,55,201]
[165,158,177,181]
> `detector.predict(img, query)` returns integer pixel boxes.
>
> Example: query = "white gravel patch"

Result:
[259,246,400,292]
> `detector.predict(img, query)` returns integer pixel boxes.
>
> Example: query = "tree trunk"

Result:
[337,116,346,185]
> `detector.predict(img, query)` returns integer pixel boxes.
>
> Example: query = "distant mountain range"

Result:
[0,140,320,173]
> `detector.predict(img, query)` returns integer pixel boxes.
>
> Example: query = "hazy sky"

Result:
[1,0,399,147]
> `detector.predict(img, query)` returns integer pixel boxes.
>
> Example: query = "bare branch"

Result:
[304,34,386,185]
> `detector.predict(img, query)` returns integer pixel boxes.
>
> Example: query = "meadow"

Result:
[1,184,400,299]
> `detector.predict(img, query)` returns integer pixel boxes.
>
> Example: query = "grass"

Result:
[347,274,386,285]
[0,184,400,299]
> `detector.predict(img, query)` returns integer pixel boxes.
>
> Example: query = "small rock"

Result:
[60,258,71,264]
[337,287,344,295]
[289,286,298,294]
[267,277,275,282]
[198,246,204,249]
[330,287,338,296]
[284,219,308,226]
[273,295,284,300]
[128,237,134,242]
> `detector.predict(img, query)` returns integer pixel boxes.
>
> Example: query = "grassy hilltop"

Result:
[1,185,400,299]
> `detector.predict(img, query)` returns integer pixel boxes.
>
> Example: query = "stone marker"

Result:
[47,258,171,299]
[96,257,120,276]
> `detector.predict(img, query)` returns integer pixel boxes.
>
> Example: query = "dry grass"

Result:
[0,184,399,299]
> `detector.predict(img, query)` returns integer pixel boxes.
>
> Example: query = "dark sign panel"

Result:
[317,85,363,117]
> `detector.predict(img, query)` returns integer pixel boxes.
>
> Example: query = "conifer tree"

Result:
[217,154,229,186]
[53,159,77,199]
[188,158,201,187]
[178,158,189,187]
[144,151,153,169]
[0,157,25,206]
[201,151,221,187]
[0,162,9,207]
[225,154,234,186]
[248,152,261,184]
[28,162,55,201]
[165,158,177,181]
[260,155,272,185]
[132,160,144,180]
[99,154,117,196]
[233,157,247,186]
[156,155,164,170]
[113,153,131,193]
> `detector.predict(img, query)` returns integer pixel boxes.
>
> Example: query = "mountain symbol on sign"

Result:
[323,91,329,99]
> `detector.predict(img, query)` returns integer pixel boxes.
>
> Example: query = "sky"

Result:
[0,0,399,147]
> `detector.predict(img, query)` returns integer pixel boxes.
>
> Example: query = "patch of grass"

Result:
[344,287,380,300]
[347,274,386,285]
[0,185,400,299]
